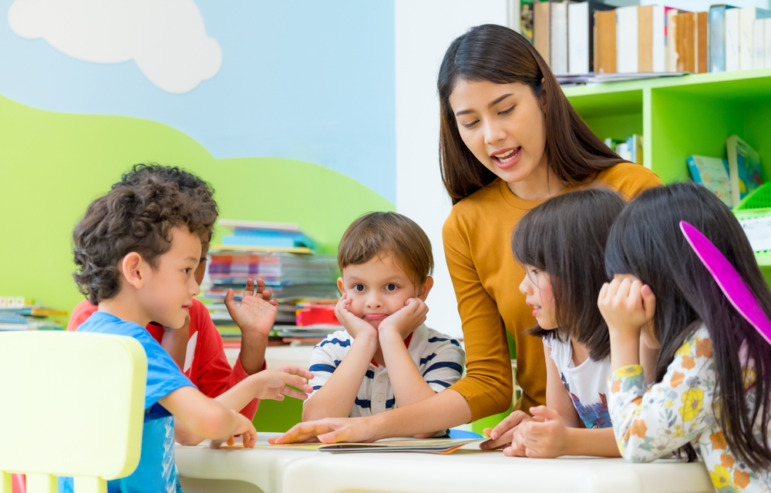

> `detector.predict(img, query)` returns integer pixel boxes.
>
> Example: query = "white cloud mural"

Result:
[8,0,221,93]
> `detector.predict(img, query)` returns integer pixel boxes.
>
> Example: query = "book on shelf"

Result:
[666,7,691,72]
[725,6,741,72]
[696,11,709,73]
[594,8,617,74]
[686,155,732,207]
[550,0,569,74]
[738,7,771,70]
[726,135,763,207]
[674,11,696,72]
[637,5,667,73]
[567,0,613,74]
[534,0,551,66]
[709,4,737,72]
[615,5,639,73]
[520,0,535,43]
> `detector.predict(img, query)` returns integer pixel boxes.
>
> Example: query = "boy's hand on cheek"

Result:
[379,298,428,340]
[335,294,377,341]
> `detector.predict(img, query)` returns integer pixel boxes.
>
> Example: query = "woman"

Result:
[273,24,661,445]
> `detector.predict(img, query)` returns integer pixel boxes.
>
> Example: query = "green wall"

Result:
[0,94,394,324]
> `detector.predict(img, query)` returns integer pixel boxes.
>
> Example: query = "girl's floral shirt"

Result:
[608,325,770,492]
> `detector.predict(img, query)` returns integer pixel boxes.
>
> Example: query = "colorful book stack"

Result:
[202,220,339,344]
[274,300,342,344]
[0,297,66,331]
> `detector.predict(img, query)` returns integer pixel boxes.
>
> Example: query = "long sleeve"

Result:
[608,327,717,462]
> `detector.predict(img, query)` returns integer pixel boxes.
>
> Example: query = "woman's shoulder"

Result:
[444,179,517,228]
[593,163,662,201]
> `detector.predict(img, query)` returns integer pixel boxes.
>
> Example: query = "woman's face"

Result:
[449,79,558,200]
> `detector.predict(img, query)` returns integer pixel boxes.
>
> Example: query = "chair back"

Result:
[0,331,146,493]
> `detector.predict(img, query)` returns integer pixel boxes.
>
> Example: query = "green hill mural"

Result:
[0,93,394,323]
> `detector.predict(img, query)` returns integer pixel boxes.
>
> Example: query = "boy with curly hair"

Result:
[62,172,282,492]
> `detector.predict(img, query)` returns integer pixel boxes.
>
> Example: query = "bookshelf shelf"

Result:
[563,68,771,185]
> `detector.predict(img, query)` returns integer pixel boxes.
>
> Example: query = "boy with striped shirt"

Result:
[303,212,464,426]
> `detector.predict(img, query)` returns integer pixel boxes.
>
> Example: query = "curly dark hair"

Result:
[115,163,218,242]
[73,172,215,304]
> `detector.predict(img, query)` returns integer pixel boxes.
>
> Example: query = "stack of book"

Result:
[0,299,66,331]
[527,0,771,80]
[201,221,339,345]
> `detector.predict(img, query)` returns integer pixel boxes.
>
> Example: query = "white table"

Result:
[225,344,314,370]
[176,435,713,493]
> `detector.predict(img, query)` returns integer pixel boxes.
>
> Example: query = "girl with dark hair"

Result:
[273,23,661,445]
[482,188,627,457]
[598,182,771,490]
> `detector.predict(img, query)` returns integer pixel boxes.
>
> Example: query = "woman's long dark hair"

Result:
[605,182,771,469]
[438,24,625,204]
[512,188,625,360]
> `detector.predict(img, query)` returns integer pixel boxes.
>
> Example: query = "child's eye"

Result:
[352,284,366,292]
[499,105,515,115]
[385,283,398,292]
[183,268,192,274]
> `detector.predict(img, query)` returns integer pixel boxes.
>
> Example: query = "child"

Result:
[482,188,628,458]
[62,174,305,492]
[302,212,465,426]
[598,182,771,490]
[66,164,312,446]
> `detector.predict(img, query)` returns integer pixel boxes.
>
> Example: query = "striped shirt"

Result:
[306,324,465,417]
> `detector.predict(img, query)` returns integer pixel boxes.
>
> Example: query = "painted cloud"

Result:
[8,0,222,93]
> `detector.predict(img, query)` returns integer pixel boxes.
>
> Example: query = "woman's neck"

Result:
[506,167,565,201]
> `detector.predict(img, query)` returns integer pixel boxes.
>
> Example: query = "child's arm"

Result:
[160,387,257,448]
[302,295,379,421]
[507,407,620,457]
[175,366,314,445]
[225,278,277,374]
[378,298,438,407]
[599,277,715,462]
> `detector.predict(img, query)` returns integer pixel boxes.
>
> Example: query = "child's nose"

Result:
[366,292,383,308]
[518,277,530,295]
[190,277,200,297]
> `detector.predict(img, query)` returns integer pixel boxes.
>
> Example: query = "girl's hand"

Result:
[505,406,567,458]
[225,278,278,338]
[598,276,656,338]
[378,298,428,340]
[335,294,378,341]
[479,410,531,450]
[250,366,314,401]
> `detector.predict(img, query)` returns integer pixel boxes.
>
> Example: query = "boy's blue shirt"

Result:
[59,311,195,493]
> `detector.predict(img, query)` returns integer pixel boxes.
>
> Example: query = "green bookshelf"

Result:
[563,68,771,184]
[565,68,771,283]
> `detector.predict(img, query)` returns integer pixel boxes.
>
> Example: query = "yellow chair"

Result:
[0,331,147,493]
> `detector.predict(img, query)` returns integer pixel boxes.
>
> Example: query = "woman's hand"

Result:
[269,416,378,444]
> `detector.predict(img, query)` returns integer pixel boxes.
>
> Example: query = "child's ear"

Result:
[417,276,434,301]
[336,277,344,295]
[120,252,145,289]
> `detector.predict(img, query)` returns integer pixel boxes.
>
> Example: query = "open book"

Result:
[317,438,482,454]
